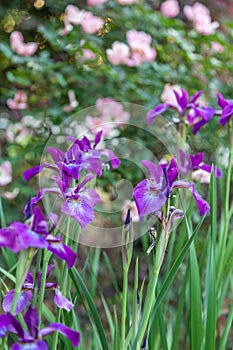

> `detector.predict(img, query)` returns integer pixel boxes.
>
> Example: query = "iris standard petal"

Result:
[147,104,169,123]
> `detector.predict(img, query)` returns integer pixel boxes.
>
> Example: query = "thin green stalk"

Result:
[52,215,72,349]
[33,249,42,306]
[11,248,35,315]
[38,250,52,320]
[121,267,128,348]
[134,227,169,350]
[217,121,233,285]
[132,258,139,340]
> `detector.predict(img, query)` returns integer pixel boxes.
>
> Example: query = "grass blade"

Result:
[69,267,109,350]
[204,167,217,350]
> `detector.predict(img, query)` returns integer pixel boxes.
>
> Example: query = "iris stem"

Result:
[135,226,169,349]
[217,121,233,285]
[121,266,128,348]
[32,249,42,307]
[11,248,34,315]
[52,215,71,349]
[38,250,52,321]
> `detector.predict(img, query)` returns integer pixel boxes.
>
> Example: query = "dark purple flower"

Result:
[1,305,80,349]
[0,204,77,268]
[0,221,48,253]
[147,89,216,134]
[187,106,216,134]
[217,92,233,126]
[179,149,221,179]
[133,157,210,219]
[3,265,73,315]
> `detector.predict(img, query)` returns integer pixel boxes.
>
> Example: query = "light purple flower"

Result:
[2,290,33,315]
[217,92,233,126]
[24,131,120,181]
[133,157,210,219]
[0,306,80,349]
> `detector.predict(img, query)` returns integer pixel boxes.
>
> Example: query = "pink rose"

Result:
[211,41,224,53]
[126,30,156,66]
[65,5,85,25]
[106,42,130,65]
[0,161,12,186]
[184,2,219,35]
[80,12,104,34]
[86,98,130,137]
[10,31,37,56]
[161,83,182,106]
[7,91,28,110]
[160,0,180,18]
[126,29,152,48]
[191,169,211,184]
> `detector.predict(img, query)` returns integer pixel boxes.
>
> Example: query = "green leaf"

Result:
[204,167,217,350]
[69,267,109,350]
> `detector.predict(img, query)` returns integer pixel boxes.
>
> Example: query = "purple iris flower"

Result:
[3,265,73,315]
[31,174,101,228]
[179,149,221,179]
[133,157,210,220]
[0,205,76,269]
[24,130,120,182]
[147,89,216,134]
[0,305,80,349]
[217,92,233,126]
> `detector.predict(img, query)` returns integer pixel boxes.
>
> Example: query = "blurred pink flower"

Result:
[160,0,180,18]
[59,5,85,35]
[122,200,140,223]
[59,19,73,36]
[86,98,130,137]
[82,48,96,60]
[2,188,19,200]
[80,12,104,34]
[87,0,108,5]
[10,31,38,56]
[106,42,130,65]
[184,2,219,35]
[117,0,138,4]
[64,90,79,112]
[161,83,182,106]
[86,116,116,137]
[7,91,28,110]
[126,29,156,66]
[65,5,85,25]
[0,161,12,186]
[191,169,211,184]
[211,41,224,53]
[96,98,130,124]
